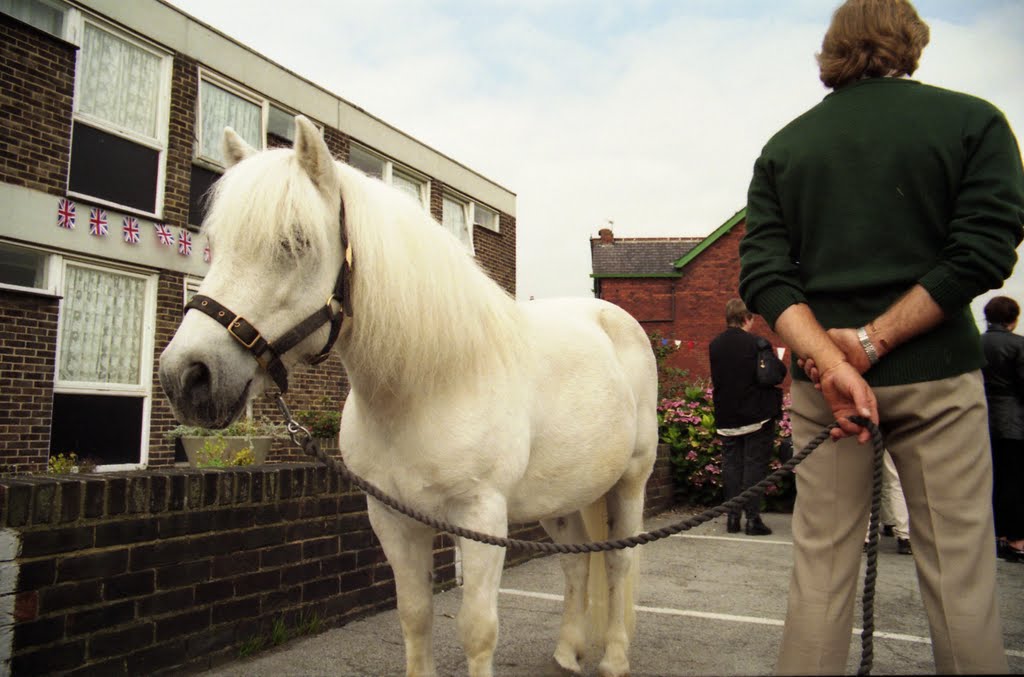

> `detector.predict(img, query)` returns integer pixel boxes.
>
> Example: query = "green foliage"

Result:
[46,452,97,474]
[237,611,323,659]
[660,380,794,510]
[648,332,690,401]
[164,417,285,440]
[194,438,257,468]
[294,408,341,440]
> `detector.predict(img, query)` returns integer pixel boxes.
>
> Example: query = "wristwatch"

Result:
[857,326,880,365]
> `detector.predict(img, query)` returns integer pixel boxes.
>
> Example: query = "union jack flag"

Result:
[57,198,76,229]
[88,208,108,236]
[178,229,192,256]
[203,244,211,263]
[155,223,174,246]
[122,216,140,244]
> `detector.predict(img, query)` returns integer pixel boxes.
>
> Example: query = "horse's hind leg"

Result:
[598,474,648,677]
[540,512,592,674]
[367,498,438,677]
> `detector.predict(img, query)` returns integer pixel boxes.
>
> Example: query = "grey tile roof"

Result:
[590,237,703,276]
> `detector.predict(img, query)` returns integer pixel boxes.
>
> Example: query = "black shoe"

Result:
[897,538,912,555]
[997,540,1010,559]
[745,517,772,536]
[1002,545,1024,562]
[727,514,741,533]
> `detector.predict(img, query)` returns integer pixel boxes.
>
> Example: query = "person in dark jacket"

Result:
[980,296,1024,562]
[709,298,785,536]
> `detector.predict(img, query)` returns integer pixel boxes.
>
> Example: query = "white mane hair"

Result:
[202,148,334,265]
[333,161,526,398]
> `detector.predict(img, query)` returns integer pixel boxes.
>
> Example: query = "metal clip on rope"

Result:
[276,395,885,675]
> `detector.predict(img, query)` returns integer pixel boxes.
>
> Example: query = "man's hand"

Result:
[819,361,878,443]
[799,327,873,384]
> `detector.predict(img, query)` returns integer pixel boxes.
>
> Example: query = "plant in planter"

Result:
[165,417,285,467]
[294,397,341,450]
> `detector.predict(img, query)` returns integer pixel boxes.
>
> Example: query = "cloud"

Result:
[168,0,1024,307]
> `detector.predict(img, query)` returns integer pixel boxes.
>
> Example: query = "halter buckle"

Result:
[227,315,261,349]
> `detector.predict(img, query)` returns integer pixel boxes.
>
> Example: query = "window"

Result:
[442,195,472,251]
[197,76,262,166]
[54,260,156,469]
[0,242,52,292]
[267,104,296,143]
[68,18,171,216]
[347,145,428,208]
[474,203,499,233]
[0,0,69,38]
[188,164,220,228]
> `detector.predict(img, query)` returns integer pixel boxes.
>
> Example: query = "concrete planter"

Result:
[181,436,271,466]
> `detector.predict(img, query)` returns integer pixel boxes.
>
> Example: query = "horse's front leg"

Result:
[367,498,438,677]
[452,496,509,677]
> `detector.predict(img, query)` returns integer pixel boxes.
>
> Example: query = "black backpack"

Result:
[755,337,787,386]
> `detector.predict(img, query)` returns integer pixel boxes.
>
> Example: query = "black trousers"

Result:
[721,421,774,520]
[992,437,1024,541]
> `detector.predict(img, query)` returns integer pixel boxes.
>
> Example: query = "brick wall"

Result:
[0,291,59,475]
[164,54,199,231]
[0,14,75,196]
[0,452,674,674]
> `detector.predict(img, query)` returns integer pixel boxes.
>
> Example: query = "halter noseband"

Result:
[184,202,353,394]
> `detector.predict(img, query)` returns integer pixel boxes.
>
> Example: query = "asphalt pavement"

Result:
[205,509,1024,676]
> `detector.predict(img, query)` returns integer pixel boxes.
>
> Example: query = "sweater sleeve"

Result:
[739,151,806,328]
[918,108,1024,312]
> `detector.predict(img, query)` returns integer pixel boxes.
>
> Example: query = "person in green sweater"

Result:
[739,0,1024,674]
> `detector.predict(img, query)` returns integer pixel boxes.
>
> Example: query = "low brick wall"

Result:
[0,446,675,675]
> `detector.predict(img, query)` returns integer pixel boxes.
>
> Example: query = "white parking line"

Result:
[497,588,1024,659]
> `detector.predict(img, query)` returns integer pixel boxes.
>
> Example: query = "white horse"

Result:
[159,116,658,677]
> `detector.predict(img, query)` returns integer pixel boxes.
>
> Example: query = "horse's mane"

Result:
[204,148,525,398]
[334,162,525,397]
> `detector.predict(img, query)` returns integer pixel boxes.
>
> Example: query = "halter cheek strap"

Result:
[183,201,353,394]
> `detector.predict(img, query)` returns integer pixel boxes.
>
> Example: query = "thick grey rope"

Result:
[278,397,883,674]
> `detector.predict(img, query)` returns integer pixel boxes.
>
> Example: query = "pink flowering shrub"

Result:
[659,381,795,509]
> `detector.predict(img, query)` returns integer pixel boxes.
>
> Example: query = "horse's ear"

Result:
[222,127,256,167]
[293,116,335,190]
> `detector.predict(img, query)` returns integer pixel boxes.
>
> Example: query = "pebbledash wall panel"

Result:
[0,446,674,675]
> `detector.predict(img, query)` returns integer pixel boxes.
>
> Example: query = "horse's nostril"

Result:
[183,361,212,394]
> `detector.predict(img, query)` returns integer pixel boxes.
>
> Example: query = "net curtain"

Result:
[200,80,262,164]
[78,23,161,139]
[59,265,146,386]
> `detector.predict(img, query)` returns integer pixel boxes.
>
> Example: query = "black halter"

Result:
[184,202,353,394]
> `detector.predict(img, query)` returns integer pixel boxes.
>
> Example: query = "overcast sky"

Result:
[165,0,1024,326]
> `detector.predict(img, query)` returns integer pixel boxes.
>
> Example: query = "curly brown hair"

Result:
[816,0,930,90]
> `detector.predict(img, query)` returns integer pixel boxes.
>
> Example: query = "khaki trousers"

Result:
[777,372,1007,674]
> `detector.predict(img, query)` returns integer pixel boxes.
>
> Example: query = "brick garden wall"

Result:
[0,445,675,674]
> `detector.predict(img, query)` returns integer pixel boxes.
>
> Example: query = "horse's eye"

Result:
[280,232,310,256]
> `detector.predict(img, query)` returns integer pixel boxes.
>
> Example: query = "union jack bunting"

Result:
[155,223,174,246]
[88,208,108,237]
[122,216,140,244]
[57,198,76,229]
[203,244,211,263]
[178,229,192,256]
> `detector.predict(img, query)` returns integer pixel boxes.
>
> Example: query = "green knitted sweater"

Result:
[740,77,1024,386]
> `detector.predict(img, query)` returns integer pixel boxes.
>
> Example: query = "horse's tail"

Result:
[581,498,638,645]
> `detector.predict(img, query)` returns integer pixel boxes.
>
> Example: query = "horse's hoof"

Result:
[597,657,630,677]
[552,646,582,675]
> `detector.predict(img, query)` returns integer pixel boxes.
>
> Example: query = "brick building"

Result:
[591,208,788,383]
[0,0,517,474]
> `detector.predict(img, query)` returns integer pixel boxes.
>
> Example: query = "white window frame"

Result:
[0,0,72,39]
[184,275,203,307]
[67,13,172,219]
[442,192,474,253]
[0,240,62,297]
[195,70,266,168]
[53,257,158,471]
[348,144,429,209]
[473,202,500,233]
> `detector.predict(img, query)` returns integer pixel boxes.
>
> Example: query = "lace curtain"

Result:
[59,265,146,385]
[392,171,424,206]
[200,80,261,164]
[442,197,472,249]
[78,23,161,139]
